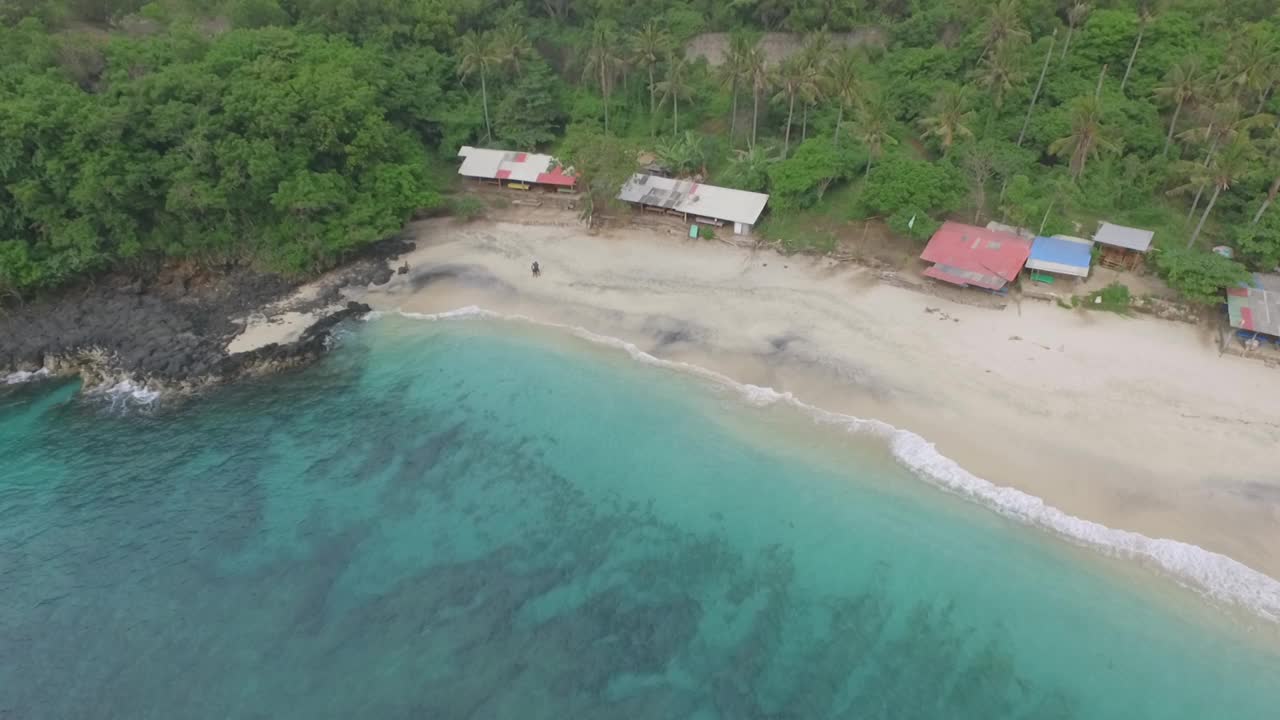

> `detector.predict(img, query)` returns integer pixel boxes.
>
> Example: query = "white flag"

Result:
[908,214,916,229]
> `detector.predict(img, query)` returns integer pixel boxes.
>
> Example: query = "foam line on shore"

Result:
[389,305,1280,624]
[4,368,49,385]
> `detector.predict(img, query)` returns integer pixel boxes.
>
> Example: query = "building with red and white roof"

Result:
[457,146,577,190]
[920,221,1032,292]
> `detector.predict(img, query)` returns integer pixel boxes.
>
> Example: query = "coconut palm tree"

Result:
[974,44,1025,115]
[1119,8,1153,94]
[981,0,1030,58]
[720,32,754,145]
[1253,176,1280,225]
[1224,32,1278,111]
[630,21,671,136]
[1170,138,1256,248]
[1048,95,1118,180]
[583,23,625,133]
[797,32,830,142]
[745,44,770,149]
[1061,2,1090,61]
[457,31,503,142]
[823,50,861,146]
[496,24,535,74]
[655,55,693,135]
[1154,59,1206,157]
[919,85,976,156]
[1177,99,1272,218]
[853,92,897,178]
[773,55,819,156]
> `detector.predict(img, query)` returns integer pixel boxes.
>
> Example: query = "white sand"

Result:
[349,218,1280,581]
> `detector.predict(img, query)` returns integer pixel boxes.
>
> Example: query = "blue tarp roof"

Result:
[1026,235,1092,277]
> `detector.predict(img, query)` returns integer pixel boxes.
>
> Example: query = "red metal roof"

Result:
[921,222,1032,288]
[513,152,528,162]
[923,265,1004,291]
[495,169,512,180]
[535,166,577,187]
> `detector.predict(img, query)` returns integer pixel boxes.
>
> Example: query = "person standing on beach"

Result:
[531,260,541,278]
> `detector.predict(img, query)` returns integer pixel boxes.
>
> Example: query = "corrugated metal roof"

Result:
[617,173,770,226]
[456,146,576,187]
[924,264,1007,290]
[1093,222,1154,252]
[1026,235,1093,278]
[920,222,1031,289]
[1227,274,1280,337]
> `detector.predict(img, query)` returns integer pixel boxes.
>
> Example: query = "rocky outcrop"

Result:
[0,238,409,395]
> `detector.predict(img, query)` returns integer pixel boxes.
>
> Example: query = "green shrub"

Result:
[1084,282,1131,312]
[449,196,487,222]
[1152,247,1250,304]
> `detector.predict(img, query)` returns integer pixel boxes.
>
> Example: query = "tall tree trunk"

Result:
[784,92,795,157]
[1186,137,1219,220]
[673,92,679,134]
[1162,99,1183,157]
[729,79,739,143]
[751,86,759,149]
[1095,63,1107,99]
[1018,29,1057,147]
[1188,184,1221,248]
[801,104,808,142]
[865,154,874,178]
[1039,196,1058,235]
[833,104,844,145]
[1253,177,1280,224]
[1257,82,1273,114]
[480,69,492,142]
[601,65,609,133]
[648,65,656,136]
[1062,22,1075,61]
[1120,23,1144,94]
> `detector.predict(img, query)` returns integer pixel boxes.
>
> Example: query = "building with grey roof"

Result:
[617,173,769,235]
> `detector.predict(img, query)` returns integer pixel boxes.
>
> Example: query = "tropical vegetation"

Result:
[2,0,1279,305]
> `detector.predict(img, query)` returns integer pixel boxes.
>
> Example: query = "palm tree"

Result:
[1177,100,1272,218]
[974,44,1025,115]
[853,93,897,177]
[1048,95,1117,180]
[1171,138,1255,248]
[746,44,770,149]
[823,50,861,146]
[1252,176,1280,225]
[773,55,818,156]
[797,33,830,142]
[1119,8,1153,94]
[656,131,709,176]
[919,85,976,156]
[1224,32,1278,111]
[630,21,671,136]
[1153,59,1205,157]
[720,32,753,145]
[982,0,1030,58]
[457,31,503,142]
[655,55,693,135]
[496,24,534,74]
[583,23,624,133]
[1061,2,1090,61]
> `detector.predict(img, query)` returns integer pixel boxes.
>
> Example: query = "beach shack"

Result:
[616,173,769,236]
[1227,273,1280,346]
[1025,234,1093,283]
[1092,222,1153,271]
[456,146,578,192]
[919,222,1032,292]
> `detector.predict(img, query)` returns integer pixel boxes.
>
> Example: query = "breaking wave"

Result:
[390,305,1280,624]
[4,368,49,385]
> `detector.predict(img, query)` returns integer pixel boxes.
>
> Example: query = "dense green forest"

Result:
[2,0,1279,303]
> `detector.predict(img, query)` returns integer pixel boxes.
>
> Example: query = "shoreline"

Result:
[347,217,1280,595]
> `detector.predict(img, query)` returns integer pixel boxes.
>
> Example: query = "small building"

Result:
[920,222,1032,292]
[456,146,577,191]
[1227,273,1280,341]
[1025,234,1093,283]
[617,173,769,235]
[1093,222,1153,271]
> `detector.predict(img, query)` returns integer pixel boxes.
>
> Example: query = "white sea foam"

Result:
[4,368,49,385]
[387,305,1280,623]
[87,379,161,413]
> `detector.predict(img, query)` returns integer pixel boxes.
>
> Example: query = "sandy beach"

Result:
[347,217,1280,583]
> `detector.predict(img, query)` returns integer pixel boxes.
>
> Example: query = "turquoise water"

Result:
[2,315,1277,719]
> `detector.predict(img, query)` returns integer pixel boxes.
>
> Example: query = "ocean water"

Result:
[2,315,1277,720]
